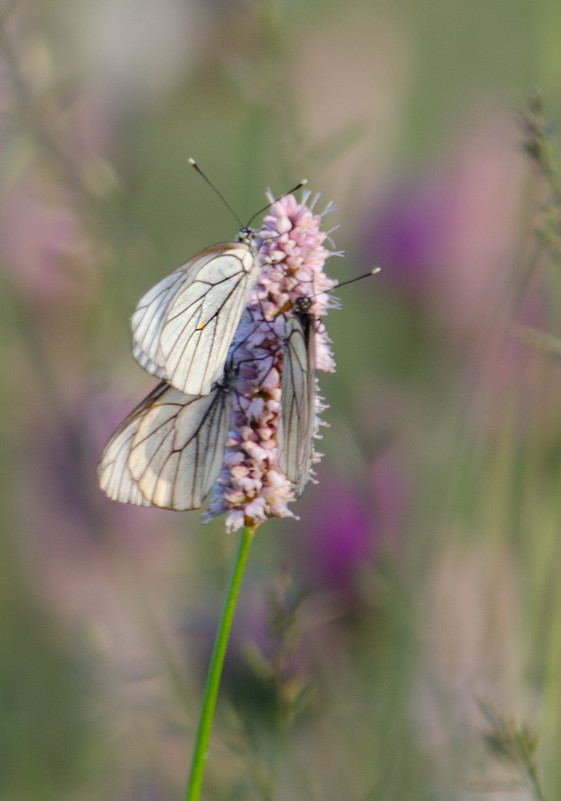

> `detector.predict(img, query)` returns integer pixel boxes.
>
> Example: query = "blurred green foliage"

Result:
[2,0,561,799]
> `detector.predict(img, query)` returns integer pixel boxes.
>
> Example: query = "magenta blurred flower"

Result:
[290,475,374,597]
[306,478,372,590]
[291,444,408,597]
[363,114,530,334]
[363,179,452,292]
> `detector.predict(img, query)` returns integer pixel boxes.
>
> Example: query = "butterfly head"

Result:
[294,295,313,316]
[236,226,256,246]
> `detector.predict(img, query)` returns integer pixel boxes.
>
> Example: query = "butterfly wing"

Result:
[278,306,316,496]
[131,241,259,396]
[98,380,231,510]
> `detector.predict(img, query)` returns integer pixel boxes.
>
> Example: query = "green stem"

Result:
[185,525,255,801]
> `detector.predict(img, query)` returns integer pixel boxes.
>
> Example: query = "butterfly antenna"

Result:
[335,267,380,290]
[304,268,380,303]
[188,158,244,229]
[246,179,308,227]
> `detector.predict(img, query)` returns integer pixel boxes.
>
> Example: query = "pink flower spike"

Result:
[203,191,339,530]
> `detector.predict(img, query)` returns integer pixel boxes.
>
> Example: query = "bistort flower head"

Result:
[205,191,338,532]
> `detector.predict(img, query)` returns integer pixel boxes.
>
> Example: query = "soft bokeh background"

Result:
[2,0,561,799]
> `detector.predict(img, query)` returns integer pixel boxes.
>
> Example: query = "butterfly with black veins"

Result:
[131,230,259,397]
[277,269,380,498]
[97,373,233,510]
[131,159,307,397]
[278,296,317,497]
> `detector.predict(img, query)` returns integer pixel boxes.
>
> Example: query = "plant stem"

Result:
[185,525,255,801]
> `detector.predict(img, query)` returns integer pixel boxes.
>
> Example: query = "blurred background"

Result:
[1,0,561,798]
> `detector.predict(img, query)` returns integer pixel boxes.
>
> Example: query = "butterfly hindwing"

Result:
[98,379,232,510]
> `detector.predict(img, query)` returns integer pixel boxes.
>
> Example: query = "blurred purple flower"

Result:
[363,178,452,292]
[294,475,374,595]
[363,113,532,334]
[363,114,551,440]
[290,442,408,599]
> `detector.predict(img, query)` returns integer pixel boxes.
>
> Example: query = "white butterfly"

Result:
[131,227,261,397]
[98,376,232,510]
[278,296,317,497]
[278,271,380,495]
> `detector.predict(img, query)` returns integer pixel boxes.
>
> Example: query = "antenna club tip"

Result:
[371,267,381,274]
[301,179,308,185]
[188,157,197,166]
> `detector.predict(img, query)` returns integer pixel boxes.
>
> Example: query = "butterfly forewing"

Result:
[278,299,316,496]
[131,270,189,380]
[131,239,259,396]
[98,379,232,510]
